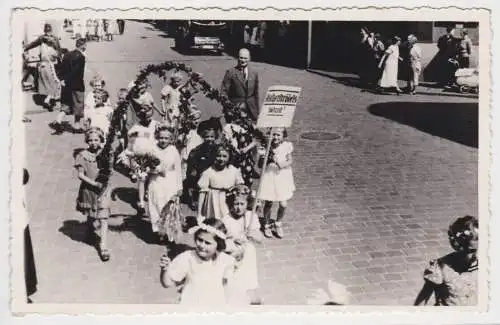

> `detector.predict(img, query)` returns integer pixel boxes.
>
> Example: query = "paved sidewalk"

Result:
[24,20,478,305]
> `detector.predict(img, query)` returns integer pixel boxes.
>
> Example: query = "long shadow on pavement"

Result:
[111,187,140,211]
[107,214,160,245]
[58,220,93,246]
[368,101,478,148]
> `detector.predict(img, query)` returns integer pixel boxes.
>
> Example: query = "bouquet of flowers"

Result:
[128,137,161,181]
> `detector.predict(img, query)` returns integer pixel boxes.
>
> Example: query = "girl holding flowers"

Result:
[414,215,478,306]
[147,125,183,242]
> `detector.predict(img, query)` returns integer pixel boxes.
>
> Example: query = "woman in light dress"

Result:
[406,34,422,95]
[377,36,403,94]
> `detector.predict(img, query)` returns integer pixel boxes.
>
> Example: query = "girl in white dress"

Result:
[160,72,184,128]
[84,90,114,137]
[84,75,112,116]
[159,218,236,305]
[197,144,244,223]
[148,126,183,237]
[258,128,295,239]
[222,185,263,305]
[378,36,403,94]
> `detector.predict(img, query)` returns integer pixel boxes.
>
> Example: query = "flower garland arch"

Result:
[98,60,256,187]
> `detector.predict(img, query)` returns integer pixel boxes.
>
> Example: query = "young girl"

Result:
[414,215,478,306]
[84,75,112,115]
[197,143,244,223]
[74,127,111,262]
[258,127,295,239]
[159,218,236,305]
[84,89,114,136]
[180,106,203,177]
[160,72,183,128]
[222,185,263,305]
[183,118,221,211]
[117,98,160,213]
[147,126,183,240]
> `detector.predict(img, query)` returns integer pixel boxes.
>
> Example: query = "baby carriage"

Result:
[448,58,479,94]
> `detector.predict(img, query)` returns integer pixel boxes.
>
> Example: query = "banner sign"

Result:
[256,85,301,128]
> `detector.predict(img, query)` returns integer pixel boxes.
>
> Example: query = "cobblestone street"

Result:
[23,20,478,305]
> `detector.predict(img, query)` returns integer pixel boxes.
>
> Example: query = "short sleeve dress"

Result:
[74,149,110,218]
[422,252,478,306]
[198,165,245,219]
[166,250,236,305]
[222,211,261,304]
[258,141,295,202]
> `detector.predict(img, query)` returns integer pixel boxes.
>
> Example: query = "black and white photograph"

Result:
[9,7,490,314]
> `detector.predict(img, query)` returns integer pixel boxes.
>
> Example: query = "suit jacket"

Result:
[60,49,86,91]
[221,66,260,121]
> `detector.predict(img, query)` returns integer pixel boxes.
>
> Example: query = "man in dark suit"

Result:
[52,38,87,133]
[221,48,260,122]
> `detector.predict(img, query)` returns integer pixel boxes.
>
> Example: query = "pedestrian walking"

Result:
[147,126,183,241]
[457,29,473,68]
[369,33,385,88]
[117,19,125,35]
[23,23,62,110]
[197,143,245,223]
[377,35,403,94]
[222,184,263,305]
[52,38,87,134]
[406,34,422,94]
[414,215,478,306]
[437,26,459,86]
[258,127,295,239]
[159,218,236,305]
[221,48,260,122]
[74,127,112,262]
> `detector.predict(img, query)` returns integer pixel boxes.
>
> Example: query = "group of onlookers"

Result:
[67,19,125,42]
[358,26,474,94]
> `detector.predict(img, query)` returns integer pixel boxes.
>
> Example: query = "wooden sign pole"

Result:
[249,127,273,227]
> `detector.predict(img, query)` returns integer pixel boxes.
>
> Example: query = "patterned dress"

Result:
[74,149,109,218]
[423,252,478,305]
[198,165,244,220]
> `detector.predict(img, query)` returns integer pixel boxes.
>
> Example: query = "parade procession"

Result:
[19,18,479,307]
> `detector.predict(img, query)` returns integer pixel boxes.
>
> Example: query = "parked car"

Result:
[174,20,226,54]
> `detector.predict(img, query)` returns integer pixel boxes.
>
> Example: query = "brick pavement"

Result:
[23,20,478,306]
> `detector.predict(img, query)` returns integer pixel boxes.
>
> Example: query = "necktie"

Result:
[243,68,248,81]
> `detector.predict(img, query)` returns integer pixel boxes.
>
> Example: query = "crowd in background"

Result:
[357,26,474,94]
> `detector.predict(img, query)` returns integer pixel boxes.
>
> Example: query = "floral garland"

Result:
[98,60,261,187]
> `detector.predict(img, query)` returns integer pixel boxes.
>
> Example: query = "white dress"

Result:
[148,145,182,233]
[127,120,160,146]
[160,84,182,125]
[84,91,112,114]
[378,44,400,88]
[198,166,244,220]
[221,211,260,305]
[86,105,114,136]
[166,250,236,305]
[258,141,295,202]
